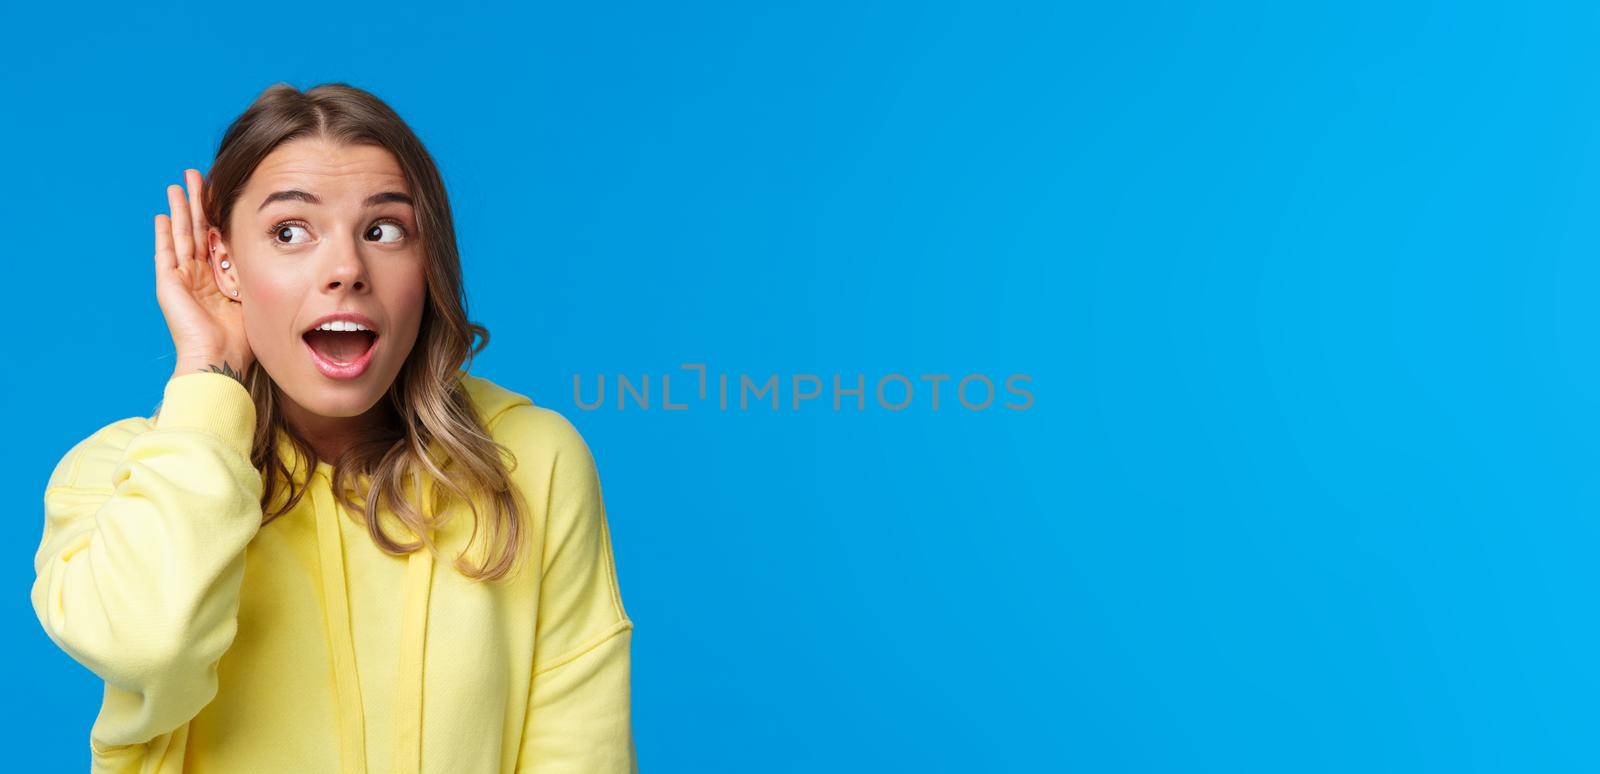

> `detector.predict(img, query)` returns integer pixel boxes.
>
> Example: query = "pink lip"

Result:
[304,335,378,380]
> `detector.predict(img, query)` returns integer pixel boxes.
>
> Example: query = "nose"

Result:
[322,234,370,293]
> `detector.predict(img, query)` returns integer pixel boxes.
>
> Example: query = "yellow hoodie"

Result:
[31,371,635,773]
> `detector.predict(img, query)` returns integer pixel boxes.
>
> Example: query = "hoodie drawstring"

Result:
[313,471,435,774]
[394,482,435,774]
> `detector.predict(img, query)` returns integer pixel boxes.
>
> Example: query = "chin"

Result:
[262,361,393,419]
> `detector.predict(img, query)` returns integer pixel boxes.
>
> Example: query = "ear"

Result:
[207,227,241,299]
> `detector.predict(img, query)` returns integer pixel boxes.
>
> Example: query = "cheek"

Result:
[386,264,430,335]
[237,266,308,351]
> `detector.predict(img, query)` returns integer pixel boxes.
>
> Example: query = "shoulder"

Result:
[46,416,155,493]
[459,374,607,567]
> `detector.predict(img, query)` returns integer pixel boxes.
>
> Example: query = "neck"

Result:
[279,394,398,462]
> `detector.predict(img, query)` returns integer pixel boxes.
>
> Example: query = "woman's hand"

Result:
[154,169,253,382]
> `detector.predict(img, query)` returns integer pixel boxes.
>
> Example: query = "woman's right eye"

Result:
[271,224,312,244]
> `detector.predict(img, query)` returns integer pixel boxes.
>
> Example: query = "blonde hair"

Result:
[204,82,526,581]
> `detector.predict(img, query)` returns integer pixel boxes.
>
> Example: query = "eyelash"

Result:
[266,218,409,243]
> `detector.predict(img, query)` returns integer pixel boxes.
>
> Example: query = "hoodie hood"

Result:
[460,369,537,429]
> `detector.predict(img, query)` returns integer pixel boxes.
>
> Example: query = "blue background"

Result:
[2,1,1594,771]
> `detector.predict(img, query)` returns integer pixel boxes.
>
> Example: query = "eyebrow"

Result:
[257,190,414,211]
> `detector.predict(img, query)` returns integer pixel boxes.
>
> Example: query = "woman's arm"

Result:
[31,371,263,751]
[509,407,636,773]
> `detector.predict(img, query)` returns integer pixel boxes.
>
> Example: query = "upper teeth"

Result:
[314,320,371,332]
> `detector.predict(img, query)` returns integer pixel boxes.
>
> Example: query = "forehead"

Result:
[245,137,408,198]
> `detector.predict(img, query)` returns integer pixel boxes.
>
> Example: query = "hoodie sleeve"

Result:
[31,372,264,754]
[507,406,636,774]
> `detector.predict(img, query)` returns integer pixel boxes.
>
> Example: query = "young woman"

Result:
[30,83,634,773]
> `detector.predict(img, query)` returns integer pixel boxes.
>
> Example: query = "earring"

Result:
[232,290,239,297]
[220,259,231,269]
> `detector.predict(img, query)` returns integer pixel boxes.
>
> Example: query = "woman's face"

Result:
[210,137,427,426]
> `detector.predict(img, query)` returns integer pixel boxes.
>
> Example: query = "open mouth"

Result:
[302,328,379,365]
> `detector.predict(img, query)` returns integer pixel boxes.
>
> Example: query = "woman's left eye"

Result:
[365,222,405,243]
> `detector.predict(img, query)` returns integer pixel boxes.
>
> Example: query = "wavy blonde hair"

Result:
[202,82,526,582]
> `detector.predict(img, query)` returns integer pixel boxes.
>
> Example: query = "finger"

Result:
[154,214,176,273]
[185,169,208,259]
[167,184,194,262]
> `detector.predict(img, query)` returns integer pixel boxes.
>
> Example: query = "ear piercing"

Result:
[220,260,231,269]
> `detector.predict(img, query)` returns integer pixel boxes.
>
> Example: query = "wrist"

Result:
[173,354,251,383]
